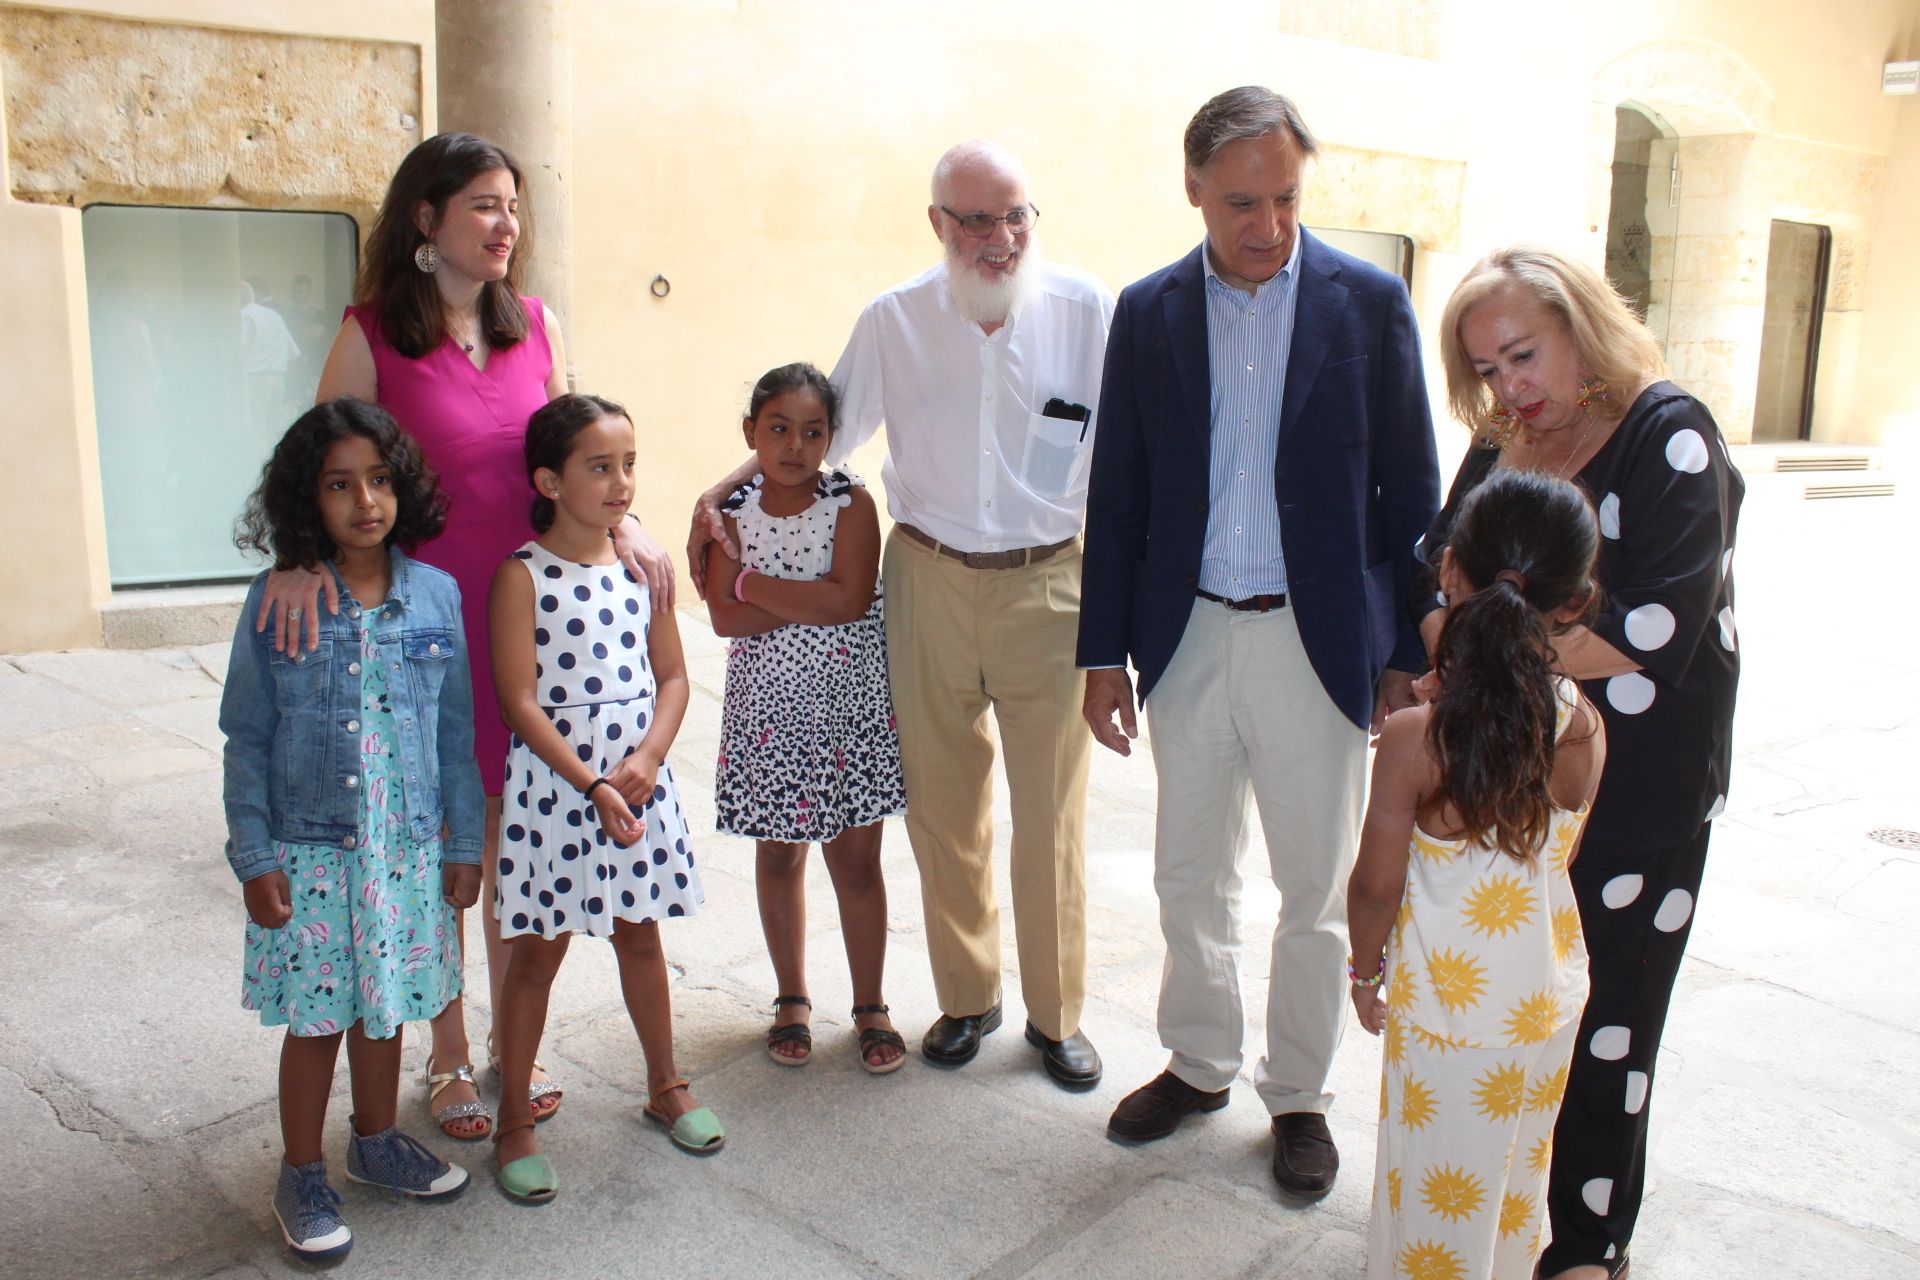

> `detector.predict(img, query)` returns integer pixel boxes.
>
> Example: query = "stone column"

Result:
[435,0,577,387]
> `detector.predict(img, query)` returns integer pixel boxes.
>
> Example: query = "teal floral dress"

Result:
[241,622,462,1039]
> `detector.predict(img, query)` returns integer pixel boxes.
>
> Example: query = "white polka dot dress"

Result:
[713,469,906,842]
[494,543,700,939]
[1367,678,1592,1280]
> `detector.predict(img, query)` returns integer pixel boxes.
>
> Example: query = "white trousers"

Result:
[1146,598,1368,1114]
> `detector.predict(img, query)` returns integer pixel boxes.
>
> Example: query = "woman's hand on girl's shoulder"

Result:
[242,870,293,930]
[614,517,677,612]
[257,565,337,654]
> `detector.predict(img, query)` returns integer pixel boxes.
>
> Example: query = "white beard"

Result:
[944,236,1042,327]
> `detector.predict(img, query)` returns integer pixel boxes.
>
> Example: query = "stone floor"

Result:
[2,470,1916,1278]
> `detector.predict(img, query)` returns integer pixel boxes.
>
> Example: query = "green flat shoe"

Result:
[644,1077,725,1155]
[492,1116,558,1203]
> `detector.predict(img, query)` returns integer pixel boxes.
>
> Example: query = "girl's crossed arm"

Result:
[1346,706,1431,1035]
[490,558,643,847]
[705,489,882,636]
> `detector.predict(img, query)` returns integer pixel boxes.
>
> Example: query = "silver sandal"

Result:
[423,1058,492,1140]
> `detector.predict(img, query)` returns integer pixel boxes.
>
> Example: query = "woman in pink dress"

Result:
[261,133,673,1137]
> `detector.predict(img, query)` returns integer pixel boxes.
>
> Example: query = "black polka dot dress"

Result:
[1414,382,1743,1272]
[494,543,700,939]
[713,469,906,842]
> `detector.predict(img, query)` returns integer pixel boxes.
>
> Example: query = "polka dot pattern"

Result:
[1589,1025,1631,1061]
[1625,1070,1649,1114]
[494,541,701,940]
[1600,874,1643,909]
[1624,603,1675,651]
[1652,889,1694,933]
[1605,672,1656,715]
[1598,492,1621,541]
[1581,1177,1614,1216]
[1718,606,1736,651]
[1665,428,1709,473]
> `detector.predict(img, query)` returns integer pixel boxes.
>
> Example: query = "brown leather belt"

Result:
[896,522,1077,570]
[1197,588,1289,612]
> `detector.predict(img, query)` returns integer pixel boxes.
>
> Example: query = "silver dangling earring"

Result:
[414,242,439,274]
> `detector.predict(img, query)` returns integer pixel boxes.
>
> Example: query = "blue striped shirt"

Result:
[1198,234,1300,598]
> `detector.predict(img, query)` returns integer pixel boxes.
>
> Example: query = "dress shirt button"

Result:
[347,661,361,675]
[347,719,360,732]
[1246,362,1254,371]
[345,775,359,789]
[984,500,993,508]
[985,393,994,401]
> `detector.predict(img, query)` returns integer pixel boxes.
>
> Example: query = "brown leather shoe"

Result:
[1271,1111,1338,1199]
[1106,1070,1229,1143]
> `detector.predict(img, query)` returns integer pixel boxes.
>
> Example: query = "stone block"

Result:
[11,647,219,707]
[0,668,118,740]
[1032,1171,1307,1278]
[1635,1197,1920,1280]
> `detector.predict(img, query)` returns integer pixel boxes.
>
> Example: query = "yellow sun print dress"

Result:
[1368,678,1592,1280]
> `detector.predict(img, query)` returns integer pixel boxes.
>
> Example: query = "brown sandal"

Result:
[853,1003,906,1075]
[766,995,813,1066]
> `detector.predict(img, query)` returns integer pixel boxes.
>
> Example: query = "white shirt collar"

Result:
[1201,229,1303,296]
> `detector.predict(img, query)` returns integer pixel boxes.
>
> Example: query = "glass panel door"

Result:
[82,205,357,586]
[1751,219,1830,443]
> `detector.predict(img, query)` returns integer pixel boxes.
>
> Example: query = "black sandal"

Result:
[766,995,812,1066]
[853,1003,906,1075]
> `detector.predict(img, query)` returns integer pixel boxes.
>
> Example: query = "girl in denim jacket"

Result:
[220,399,485,1261]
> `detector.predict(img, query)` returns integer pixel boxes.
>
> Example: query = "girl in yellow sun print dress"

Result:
[1348,472,1608,1280]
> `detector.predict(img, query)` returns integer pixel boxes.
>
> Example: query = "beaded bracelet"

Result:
[1347,952,1386,988]
[734,566,756,602]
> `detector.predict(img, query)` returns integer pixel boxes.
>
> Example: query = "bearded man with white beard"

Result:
[690,140,1113,1087]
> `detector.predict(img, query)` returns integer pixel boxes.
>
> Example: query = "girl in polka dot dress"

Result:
[485,394,718,1202]
[1347,471,1608,1280]
[704,363,908,1074]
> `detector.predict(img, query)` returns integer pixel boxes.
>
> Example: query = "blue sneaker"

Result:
[346,1120,470,1200]
[273,1159,352,1260]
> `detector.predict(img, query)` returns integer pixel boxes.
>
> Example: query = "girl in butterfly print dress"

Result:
[487,395,716,1201]
[706,363,908,1073]
[1349,472,1608,1280]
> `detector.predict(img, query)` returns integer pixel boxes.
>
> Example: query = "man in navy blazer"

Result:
[1079,87,1439,1198]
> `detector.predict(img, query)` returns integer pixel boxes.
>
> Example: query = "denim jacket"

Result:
[219,547,485,882]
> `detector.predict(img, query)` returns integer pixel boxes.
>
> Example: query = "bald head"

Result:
[931,140,1029,207]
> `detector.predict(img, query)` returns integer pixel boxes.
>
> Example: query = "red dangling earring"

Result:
[1481,400,1519,449]
[1577,373,1610,410]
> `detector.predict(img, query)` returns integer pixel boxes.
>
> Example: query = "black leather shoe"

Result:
[920,1003,1002,1065]
[1271,1112,1338,1199]
[1024,1021,1102,1088]
[1106,1070,1230,1142]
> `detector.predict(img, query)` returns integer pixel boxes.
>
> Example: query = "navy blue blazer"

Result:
[1076,232,1440,728]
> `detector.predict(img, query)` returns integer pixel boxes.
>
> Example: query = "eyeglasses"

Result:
[938,204,1039,238]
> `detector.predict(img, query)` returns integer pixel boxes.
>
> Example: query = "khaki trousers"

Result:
[1146,598,1367,1114]
[882,530,1090,1039]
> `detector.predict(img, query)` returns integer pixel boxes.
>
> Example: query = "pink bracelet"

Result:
[734,566,755,601]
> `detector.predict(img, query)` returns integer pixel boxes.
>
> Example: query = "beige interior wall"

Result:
[0,0,432,652]
[571,0,1920,540]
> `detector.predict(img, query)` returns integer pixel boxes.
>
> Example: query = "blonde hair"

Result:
[1439,245,1666,442]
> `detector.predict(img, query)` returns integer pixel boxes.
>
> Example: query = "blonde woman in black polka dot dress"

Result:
[1415,248,1743,1280]
[486,394,718,1201]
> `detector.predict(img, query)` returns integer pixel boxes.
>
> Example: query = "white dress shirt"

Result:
[829,260,1114,552]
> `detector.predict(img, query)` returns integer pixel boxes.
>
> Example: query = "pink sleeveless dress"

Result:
[349,296,553,794]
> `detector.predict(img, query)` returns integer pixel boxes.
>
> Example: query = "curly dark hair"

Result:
[525,393,632,533]
[357,132,530,359]
[235,398,449,569]
[1428,469,1600,862]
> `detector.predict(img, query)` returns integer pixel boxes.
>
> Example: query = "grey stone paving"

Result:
[2,473,1916,1278]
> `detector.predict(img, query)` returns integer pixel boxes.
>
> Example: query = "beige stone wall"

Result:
[0,0,430,652]
[1275,0,1442,61]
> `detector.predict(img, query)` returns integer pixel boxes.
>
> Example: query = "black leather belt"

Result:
[1197,588,1289,612]
[896,522,1076,570]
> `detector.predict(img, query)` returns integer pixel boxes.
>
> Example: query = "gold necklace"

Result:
[1521,406,1602,478]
